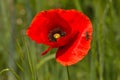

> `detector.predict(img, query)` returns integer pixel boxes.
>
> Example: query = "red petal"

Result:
[27,9,93,61]
[56,21,92,66]
[26,12,49,43]
[27,9,73,47]
[41,47,52,55]
[27,9,91,47]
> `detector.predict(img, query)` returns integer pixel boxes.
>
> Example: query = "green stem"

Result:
[73,0,82,11]
[66,66,71,80]
[0,68,9,75]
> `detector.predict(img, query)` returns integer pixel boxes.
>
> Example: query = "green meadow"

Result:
[0,0,120,80]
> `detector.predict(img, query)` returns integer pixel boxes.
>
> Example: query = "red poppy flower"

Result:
[26,9,92,66]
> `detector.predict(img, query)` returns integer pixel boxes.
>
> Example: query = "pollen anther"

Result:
[53,33,61,39]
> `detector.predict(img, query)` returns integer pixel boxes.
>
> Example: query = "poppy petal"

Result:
[27,9,93,66]
[41,47,52,55]
[27,9,90,48]
[27,9,72,47]
[56,21,92,66]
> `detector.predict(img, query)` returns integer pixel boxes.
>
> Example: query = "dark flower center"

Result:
[48,28,66,42]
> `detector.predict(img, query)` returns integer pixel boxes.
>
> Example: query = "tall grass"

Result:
[0,0,120,80]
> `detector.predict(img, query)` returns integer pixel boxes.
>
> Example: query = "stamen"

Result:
[48,28,66,42]
[53,33,61,39]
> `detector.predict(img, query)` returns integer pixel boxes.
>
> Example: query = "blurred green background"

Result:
[0,0,120,80]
